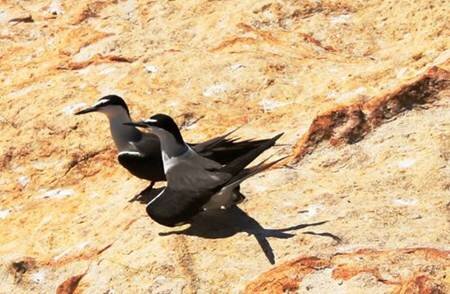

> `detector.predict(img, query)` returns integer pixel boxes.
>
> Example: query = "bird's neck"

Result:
[154,129,189,160]
[106,110,141,152]
[160,136,191,174]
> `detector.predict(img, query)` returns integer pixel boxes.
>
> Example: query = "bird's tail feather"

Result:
[220,133,283,175]
[225,155,287,189]
[192,125,244,150]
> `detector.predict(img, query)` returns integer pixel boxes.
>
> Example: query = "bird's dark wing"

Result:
[190,127,241,151]
[219,133,283,176]
[145,134,283,227]
[195,138,276,165]
[146,187,210,227]
[190,127,277,165]
[117,132,165,181]
[118,152,165,181]
[166,159,231,192]
[197,141,286,211]
[147,164,231,227]
[131,132,162,157]
[226,155,287,188]
[146,155,285,227]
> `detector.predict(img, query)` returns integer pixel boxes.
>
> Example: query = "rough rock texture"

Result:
[246,248,450,293]
[0,0,449,293]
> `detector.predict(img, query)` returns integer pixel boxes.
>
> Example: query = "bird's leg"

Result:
[141,181,156,195]
[233,186,246,205]
[129,181,155,202]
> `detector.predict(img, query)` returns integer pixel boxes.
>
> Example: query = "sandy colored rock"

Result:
[246,248,449,293]
[0,0,449,293]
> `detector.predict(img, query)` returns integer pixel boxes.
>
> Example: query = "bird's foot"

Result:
[128,181,155,202]
[128,193,143,202]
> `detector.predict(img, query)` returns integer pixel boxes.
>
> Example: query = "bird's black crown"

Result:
[98,95,130,115]
[145,114,184,144]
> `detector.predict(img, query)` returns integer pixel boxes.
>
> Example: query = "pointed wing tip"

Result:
[272,132,284,141]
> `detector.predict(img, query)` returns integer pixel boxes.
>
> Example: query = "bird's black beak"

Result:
[123,121,150,128]
[74,106,98,115]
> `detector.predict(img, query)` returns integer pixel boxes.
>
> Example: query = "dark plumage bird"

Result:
[75,95,273,194]
[125,114,283,227]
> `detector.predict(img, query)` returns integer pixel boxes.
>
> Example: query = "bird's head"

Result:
[124,114,184,144]
[75,95,130,117]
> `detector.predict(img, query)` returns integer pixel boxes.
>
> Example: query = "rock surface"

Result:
[246,248,450,293]
[0,0,449,293]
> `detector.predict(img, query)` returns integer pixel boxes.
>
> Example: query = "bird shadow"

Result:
[128,183,165,204]
[132,185,335,264]
[158,205,329,265]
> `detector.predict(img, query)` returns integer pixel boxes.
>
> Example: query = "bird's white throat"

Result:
[101,106,140,152]
[151,127,190,172]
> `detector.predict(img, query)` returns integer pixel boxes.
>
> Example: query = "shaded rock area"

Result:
[0,0,449,293]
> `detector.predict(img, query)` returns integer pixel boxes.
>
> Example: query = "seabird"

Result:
[75,95,275,197]
[125,114,284,227]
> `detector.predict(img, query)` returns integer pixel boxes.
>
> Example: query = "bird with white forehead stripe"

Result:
[125,114,284,227]
[75,95,276,200]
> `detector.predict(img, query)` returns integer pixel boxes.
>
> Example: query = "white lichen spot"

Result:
[77,67,91,76]
[0,209,10,220]
[53,247,72,261]
[431,49,450,67]
[144,64,158,73]
[392,198,417,206]
[262,10,276,21]
[32,160,64,171]
[89,192,101,198]
[18,176,29,187]
[100,67,117,76]
[203,83,228,97]
[395,67,409,79]
[7,85,36,99]
[181,117,199,130]
[259,98,284,112]
[41,215,52,225]
[166,100,179,109]
[0,11,8,23]
[332,87,367,103]
[185,123,198,130]
[151,276,187,293]
[53,241,90,261]
[398,158,416,169]
[230,63,245,71]
[252,183,268,193]
[330,14,352,25]
[49,0,64,15]
[122,0,137,16]
[76,241,91,251]
[302,204,324,218]
[62,102,87,115]
[39,188,74,200]
[298,268,342,293]
[31,270,46,284]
